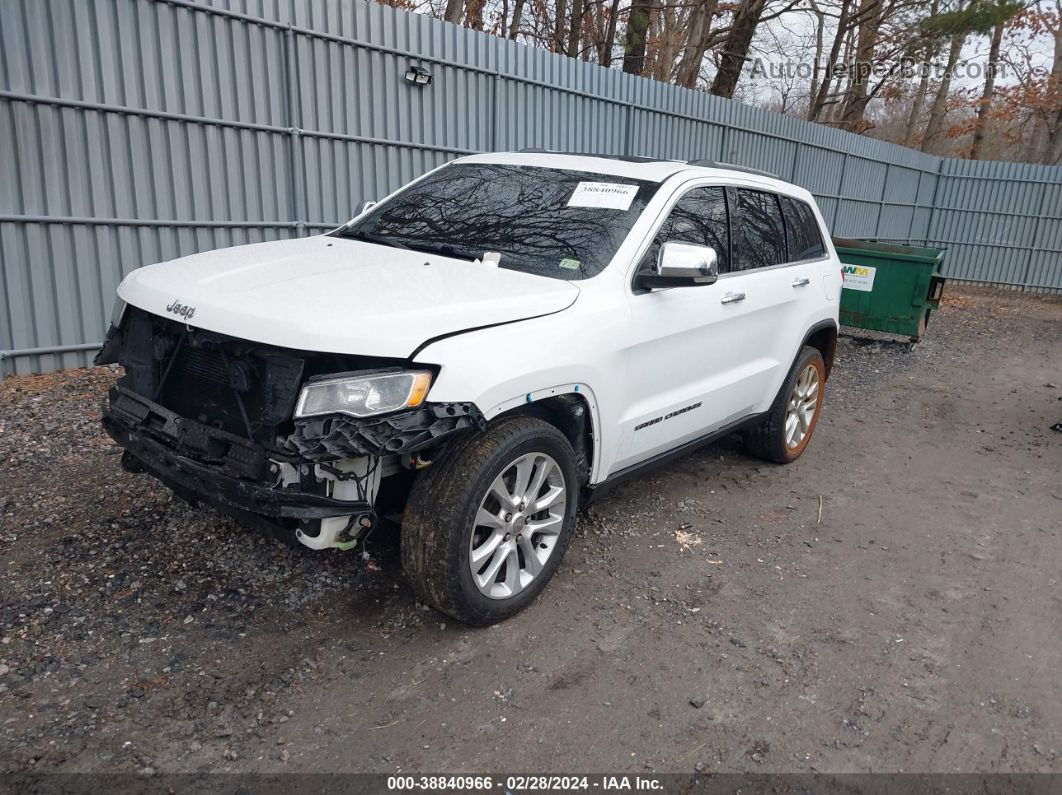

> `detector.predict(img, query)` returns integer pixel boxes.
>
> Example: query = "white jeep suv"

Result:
[98,152,841,625]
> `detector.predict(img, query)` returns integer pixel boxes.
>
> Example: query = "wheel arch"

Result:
[802,319,838,379]
[486,385,600,486]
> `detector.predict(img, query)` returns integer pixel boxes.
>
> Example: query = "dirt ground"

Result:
[1,285,1060,776]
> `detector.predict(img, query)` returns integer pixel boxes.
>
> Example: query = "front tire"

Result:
[401,416,579,626]
[745,345,826,464]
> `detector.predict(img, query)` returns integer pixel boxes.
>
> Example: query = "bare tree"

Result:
[508,0,527,36]
[808,0,854,120]
[902,0,941,146]
[445,0,464,23]
[922,32,965,150]
[1008,0,1062,163]
[675,0,723,87]
[408,0,1056,162]
[808,0,827,104]
[1048,0,1062,163]
[710,0,769,96]
[969,21,1004,156]
[622,0,652,73]
[567,0,585,54]
[838,0,882,130]
[969,0,1023,157]
[600,0,622,64]
[645,0,694,81]
[554,0,568,50]
[920,0,1019,152]
[465,0,487,29]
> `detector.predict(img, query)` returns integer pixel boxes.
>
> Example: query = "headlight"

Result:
[110,297,127,329]
[294,370,433,419]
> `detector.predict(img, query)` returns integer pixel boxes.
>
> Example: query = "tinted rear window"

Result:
[732,189,787,271]
[781,196,826,261]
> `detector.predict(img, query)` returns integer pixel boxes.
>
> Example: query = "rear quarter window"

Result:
[781,196,827,262]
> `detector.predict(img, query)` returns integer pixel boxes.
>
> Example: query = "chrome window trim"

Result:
[719,253,831,278]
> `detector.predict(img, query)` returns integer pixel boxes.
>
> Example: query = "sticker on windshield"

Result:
[566,182,639,211]
[559,258,582,270]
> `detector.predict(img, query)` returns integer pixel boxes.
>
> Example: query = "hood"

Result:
[118,236,580,358]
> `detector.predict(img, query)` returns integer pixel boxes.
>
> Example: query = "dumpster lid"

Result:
[832,237,945,265]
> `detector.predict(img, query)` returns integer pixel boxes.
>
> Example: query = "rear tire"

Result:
[401,416,578,626]
[744,346,826,464]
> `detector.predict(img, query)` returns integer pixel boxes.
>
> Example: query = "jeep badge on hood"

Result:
[166,299,196,320]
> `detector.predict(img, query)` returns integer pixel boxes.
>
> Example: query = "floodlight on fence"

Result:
[404,65,432,86]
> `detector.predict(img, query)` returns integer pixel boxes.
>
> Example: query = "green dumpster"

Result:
[833,238,947,341]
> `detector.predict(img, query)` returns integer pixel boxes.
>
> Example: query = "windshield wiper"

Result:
[401,242,481,262]
[336,228,411,250]
[336,231,487,263]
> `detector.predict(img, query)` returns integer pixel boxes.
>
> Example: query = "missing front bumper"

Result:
[285,401,486,459]
[103,388,372,537]
[103,383,485,549]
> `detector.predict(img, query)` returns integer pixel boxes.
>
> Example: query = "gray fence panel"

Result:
[1,0,1060,375]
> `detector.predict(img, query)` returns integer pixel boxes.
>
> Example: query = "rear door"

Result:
[716,187,826,415]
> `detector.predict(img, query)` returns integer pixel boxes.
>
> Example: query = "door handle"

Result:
[720,292,746,304]
[792,276,811,287]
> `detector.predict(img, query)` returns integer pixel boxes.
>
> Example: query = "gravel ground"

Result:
[1,284,1060,776]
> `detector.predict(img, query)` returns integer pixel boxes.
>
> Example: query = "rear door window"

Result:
[732,189,787,271]
[781,196,826,261]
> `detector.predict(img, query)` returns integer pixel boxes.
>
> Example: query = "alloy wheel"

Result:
[785,363,820,449]
[468,452,567,599]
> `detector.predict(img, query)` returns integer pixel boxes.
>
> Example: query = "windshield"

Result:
[333,163,660,280]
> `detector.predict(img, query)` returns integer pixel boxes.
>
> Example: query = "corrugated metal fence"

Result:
[1,0,1060,375]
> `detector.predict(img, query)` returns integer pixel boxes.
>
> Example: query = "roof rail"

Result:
[686,160,779,179]
[516,149,683,164]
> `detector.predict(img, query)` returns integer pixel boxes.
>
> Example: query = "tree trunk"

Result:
[1041,24,1062,164]
[567,0,584,56]
[839,0,881,132]
[903,70,932,147]
[709,0,767,98]
[675,0,719,88]
[622,0,652,75]
[646,9,664,80]
[970,21,1003,159]
[508,0,525,37]
[922,32,964,152]
[464,0,485,30]
[444,0,463,24]
[1045,120,1062,165]
[600,0,621,65]
[830,26,857,122]
[808,0,825,110]
[902,0,939,146]
[585,0,602,58]
[554,0,567,52]
[648,5,680,82]
[808,0,852,121]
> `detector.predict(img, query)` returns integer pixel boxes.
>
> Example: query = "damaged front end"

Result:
[98,307,484,550]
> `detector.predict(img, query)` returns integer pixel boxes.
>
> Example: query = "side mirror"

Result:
[360,200,378,214]
[639,242,719,289]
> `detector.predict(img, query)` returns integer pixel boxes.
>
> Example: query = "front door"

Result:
[615,185,754,471]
